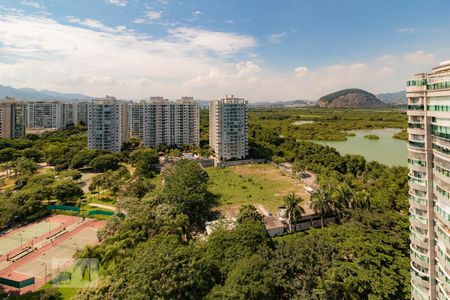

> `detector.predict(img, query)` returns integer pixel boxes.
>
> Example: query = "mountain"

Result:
[376,91,407,105]
[0,84,93,101]
[318,88,387,108]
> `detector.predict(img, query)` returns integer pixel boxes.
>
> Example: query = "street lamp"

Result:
[42,263,47,283]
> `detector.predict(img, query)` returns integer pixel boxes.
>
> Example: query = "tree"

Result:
[59,169,82,180]
[236,205,264,225]
[21,147,42,162]
[71,149,105,169]
[0,147,18,163]
[130,148,159,178]
[125,178,156,199]
[208,254,276,299]
[13,157,37,177]
[75,235,217,300]
[352,190,371,210]
[89,154,120,172]
[157,159,213,228]
[52,179,84,203]
[310,187,331,228]
[283,192,305,232]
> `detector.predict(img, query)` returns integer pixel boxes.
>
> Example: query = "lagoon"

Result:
[314,128,407,167]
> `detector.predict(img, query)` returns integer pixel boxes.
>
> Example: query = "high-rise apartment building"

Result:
[408,61,450,300]
[87,96,128,152]
[0,97,27,139]
[128,101,144,140]
[75,102,89,125]
[141,97,200,148]
[27,101,64,130]
[209,95,248,161]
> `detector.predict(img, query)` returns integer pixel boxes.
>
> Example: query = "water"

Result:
[314,128,407,167]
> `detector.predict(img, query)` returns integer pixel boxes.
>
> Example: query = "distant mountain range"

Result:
[318,88,387,108]
[0,83,407,106]
[376,91,407,104]
[0,84,92,101]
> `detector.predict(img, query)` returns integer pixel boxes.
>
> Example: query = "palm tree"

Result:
[351,190,371,210]
[310,187,331,228]
[314,272,359,300]
[283,192,305,232]
[330,184,351,224]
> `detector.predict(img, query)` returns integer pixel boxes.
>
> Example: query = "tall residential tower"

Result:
[0,97,27,139]
[27,101,64,130]
[408,61,450,300]
[87,96,128,152]
[141,97,200,148]
[209,95,248,161]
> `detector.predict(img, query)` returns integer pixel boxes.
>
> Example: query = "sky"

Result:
[0,0,450,101]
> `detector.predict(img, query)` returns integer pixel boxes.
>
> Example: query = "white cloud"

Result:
[145,10,162,20]
[294,66,308,77]
[19,0,40,8]
[268,32,287,44]
[404,50,436,64]
[225,19,234,24]
[397,27,415,33]
[168,27,257,55]
[0,12,444,101]
[133,18,146,24]
[0,13,256,98]
[106,0,127,7]
[193,10,202,16]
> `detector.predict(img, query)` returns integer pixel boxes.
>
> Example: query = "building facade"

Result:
[141,97,200,148]
[408,61,450,300]
[87,96,128,152]
[209,95,248,161]
[128,101,144,140]
[0,97,27,139]
[27,101,64,130]
[75,102,89,125]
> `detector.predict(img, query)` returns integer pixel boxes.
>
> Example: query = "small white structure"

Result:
[278,207,287,224]
[305,186,315,194]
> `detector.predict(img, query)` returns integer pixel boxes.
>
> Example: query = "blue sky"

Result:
[0,0,449,101]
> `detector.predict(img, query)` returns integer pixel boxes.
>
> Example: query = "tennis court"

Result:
[14,225,99,280]
[0,215,80,258]
[0,219,105,294]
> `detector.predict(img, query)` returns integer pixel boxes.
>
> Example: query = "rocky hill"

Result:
[318,88,387,108]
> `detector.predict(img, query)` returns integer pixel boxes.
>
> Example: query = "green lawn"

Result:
[206,164,309,213]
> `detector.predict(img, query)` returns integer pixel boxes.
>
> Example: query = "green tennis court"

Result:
[13,226,99,279]
[0,222,61,256]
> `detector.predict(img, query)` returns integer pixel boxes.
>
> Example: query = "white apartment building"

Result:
[27,101,64,130]
[87,96,128,152]
[141,97,200,148]
[0,97,27,139]
[75,101,89,125]
[407,61,450,300]
[63,102,89,128]
[128,101,144,140]
[209,95,248,161]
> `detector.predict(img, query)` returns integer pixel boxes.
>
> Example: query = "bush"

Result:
[90,154,121,172]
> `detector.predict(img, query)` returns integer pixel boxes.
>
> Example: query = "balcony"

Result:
[410,196,428,211]
[409,209,428,231]
[409,141,426,149]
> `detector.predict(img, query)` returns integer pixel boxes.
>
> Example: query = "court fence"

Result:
[0,276,35,288]
[47,205,80,212]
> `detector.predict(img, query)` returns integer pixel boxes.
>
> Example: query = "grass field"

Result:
[207,164,310,214]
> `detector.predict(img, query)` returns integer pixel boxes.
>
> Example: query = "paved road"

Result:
[88,203,116,211]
